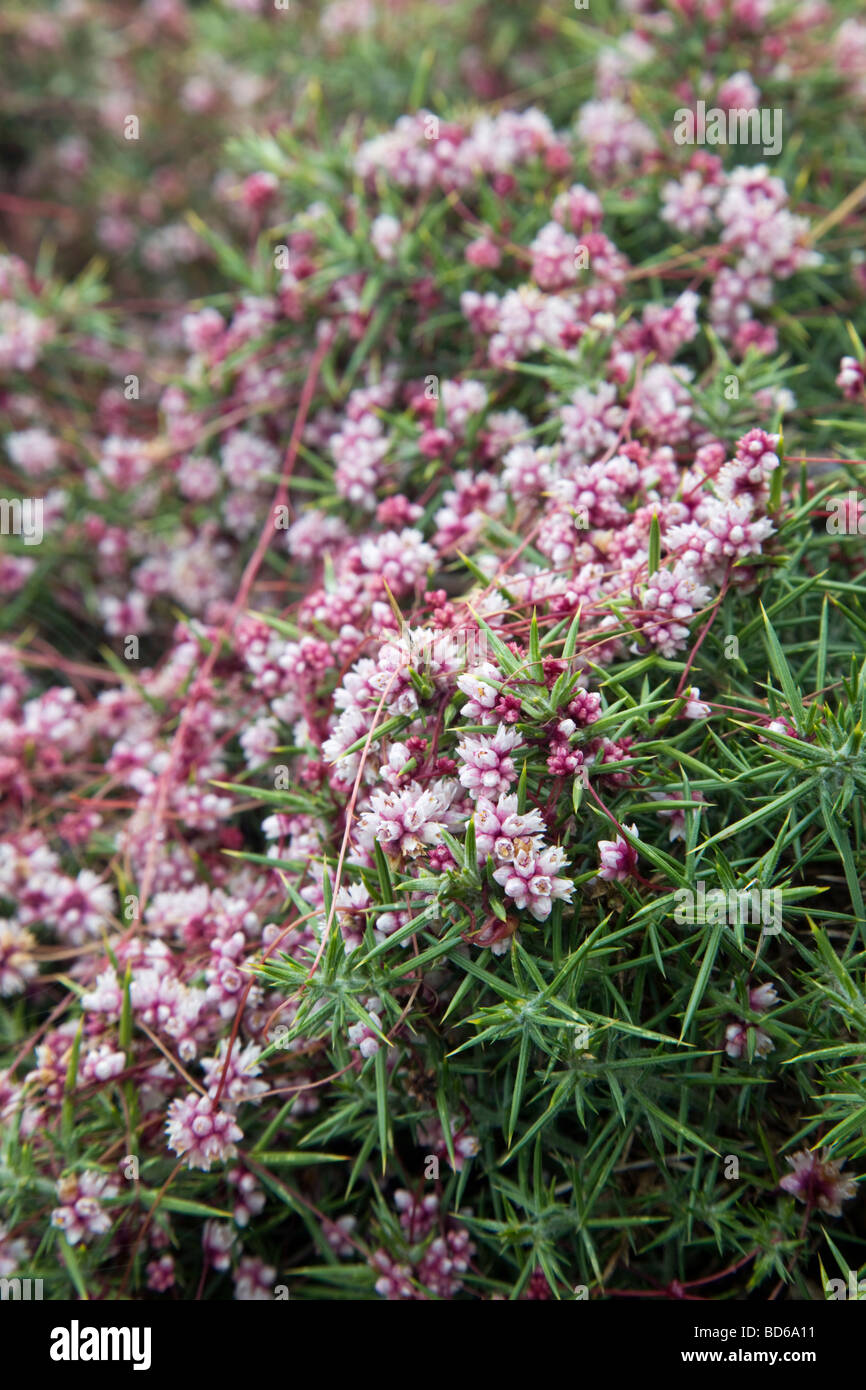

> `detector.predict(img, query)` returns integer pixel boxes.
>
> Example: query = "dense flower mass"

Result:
[0,0,864,1307]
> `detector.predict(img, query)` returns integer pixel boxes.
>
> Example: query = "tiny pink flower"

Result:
[146,1255,175,1292]
[0,1223,30,1277]
[371,214,402,263]
[836,355,864,400]
[473,792,546,862]
[465,237,501,269]
[234,1255,277,1299]
[348,996,384,1059]
[457,723,521,800]
[683,687,711,719]
[597,825,639,881]
[165,1092,243,1170]
[50,1170,119,1245]
[724,1021,774,1060]
[492,841,573,921]
[0,920,37,995]
[371,1249,415,1300]
[241,171,279,210]
[203,1219,236,1271]
[323,1215,357,1257]
[779,1149,857,1216]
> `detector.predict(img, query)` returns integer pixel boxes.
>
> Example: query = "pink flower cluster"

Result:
[369,1191,475,1299]
[50,1170,119,1245]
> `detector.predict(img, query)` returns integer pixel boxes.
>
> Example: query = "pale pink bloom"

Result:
[0,920,37,995]
[203,1219,236,1271]
[241,171,279,210]
[717,71,761,110]
[417,1226,475,1298]
[638,563,712,658]
[79,1043,126,1084]
[181,307,225,353]
[50,1170,119,1245]
[492,841,573,921]
[597,825,639,880]
[466,237,501,269]
[358,779,458,858]
[335,882,372,951]
[457,724,521,799]
[229,1168,266,1227]
[166,1093,244,1171]
[724,1021,774,1060]
[323,1215,357,1257]
[0,1223,30,1277]
[749,982,778,1012]
[5,427,59,476]
[371,214,403,262]
[146,1255,175,1292]
[779,1150,857,1216]
[201,1040,267,1107]
[457,662,504,724]
[347,996,384,1059]
[837,355,865,400]
[683,687,711,719]
[473,792,546,862]
[371,1249,415,1300]
[234,1255,277,1300]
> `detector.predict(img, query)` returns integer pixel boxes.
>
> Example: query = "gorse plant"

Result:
[0,0,865,1303]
